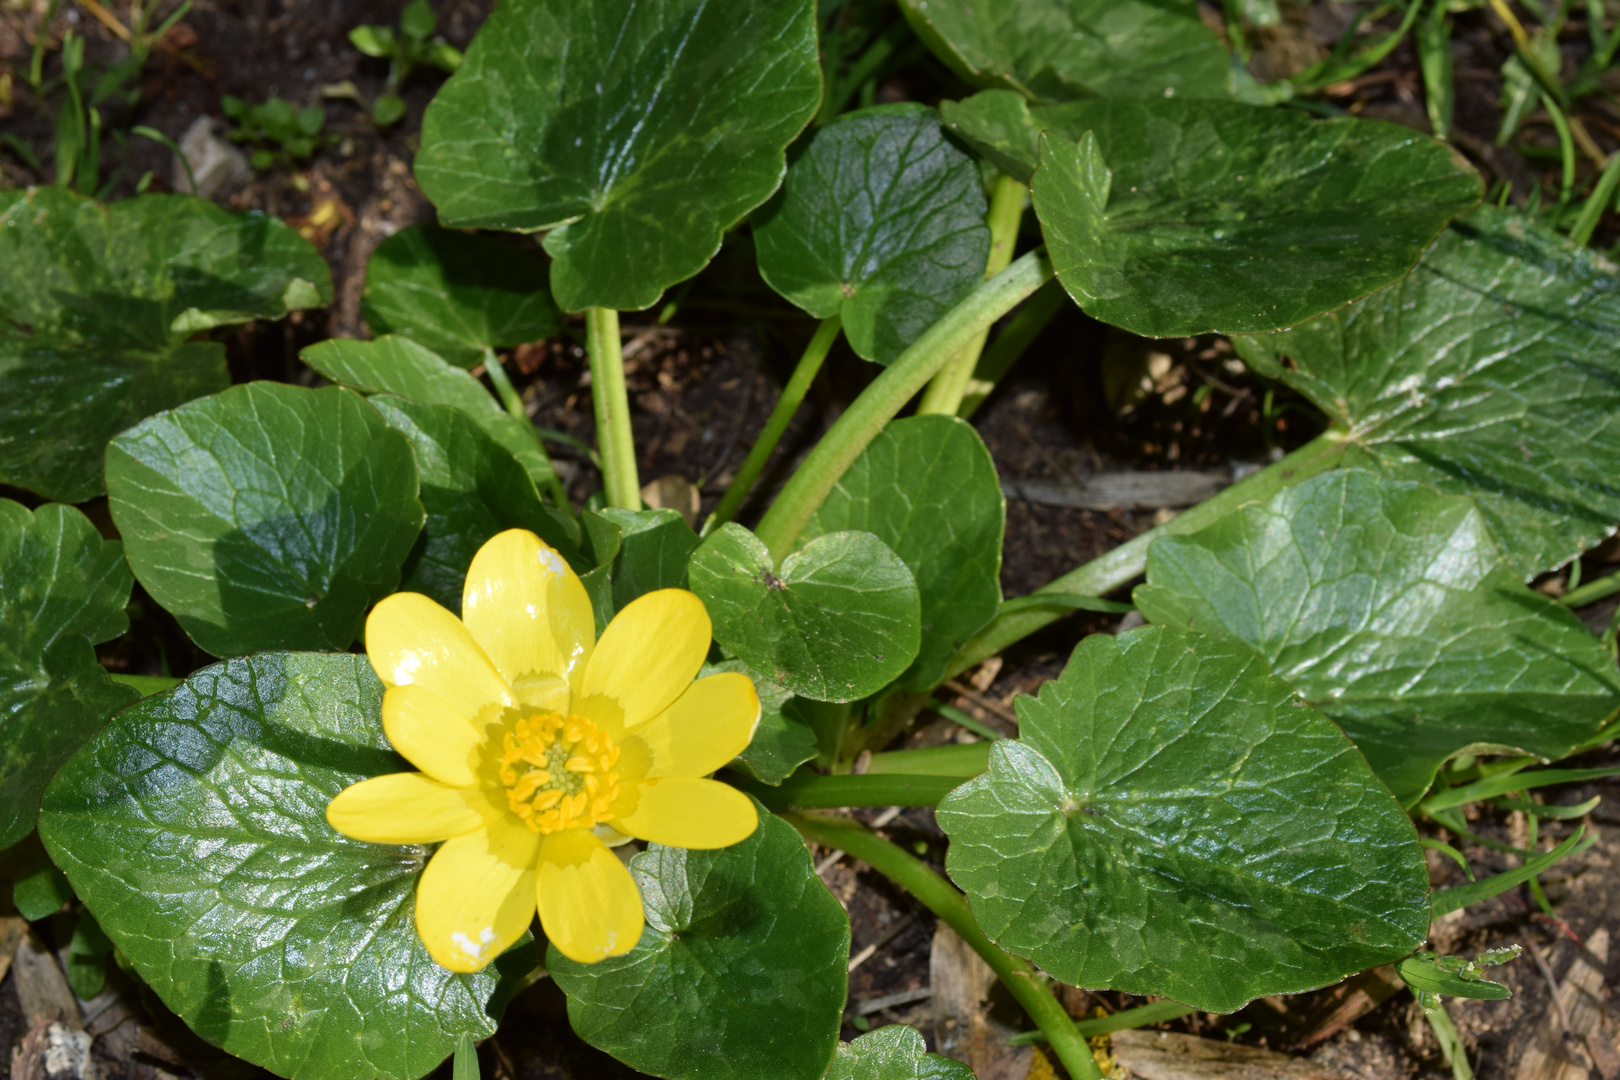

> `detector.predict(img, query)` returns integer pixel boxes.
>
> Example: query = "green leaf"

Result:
[703,659,818,786]
[1029,99,1481,336]
[826,1026,974,1080]
[939,90,1046,181]
[802,416,1003,690]
[362,226,560,368]
[548,804,849,1080]
[0,188,330,502]
[897,0,1232,102]
[1232,206,1620,577]
[401,0,436,40]
[12,861,72,921]
[936,625,1431,1014]
[582,507,700,614]
[688,525,920,703]
[415,0,821,312]
[369,395,581,613]
[349,25,396,58]
[753,105,989,365]
[1396,956,1512,1002]
[0,500,138,849]
[106,383,424,657]
[1429,827,1593,918]
[372,94,407,128]
[39,653,528,1080]
[301,335,559,493]
[1136,469,1620,807]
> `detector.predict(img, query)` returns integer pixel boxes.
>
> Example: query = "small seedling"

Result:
[349,0,462,126]
[222,95,325,170]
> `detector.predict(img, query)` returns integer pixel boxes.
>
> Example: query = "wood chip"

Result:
[1290,964,1404,1048]
[0,914,27,985]
[1112,1029,1342,1079]
[13,932,81,1030]
[1514,927,1620,1080]
[929,922,1034,1079]
[1001,472,1228,511]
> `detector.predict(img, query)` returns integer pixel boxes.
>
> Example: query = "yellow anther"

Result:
[498,712,621,834]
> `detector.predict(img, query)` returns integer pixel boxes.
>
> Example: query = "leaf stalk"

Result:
[586,307,641,509]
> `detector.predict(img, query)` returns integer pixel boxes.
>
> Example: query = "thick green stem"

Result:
[946,432,1350,679]
[483,348,570,510]
[865,741,992,778]
[586,308,641,509]
[737,771,967,811]
[960,277,1067,419]
[918,174,1028,416]
[754,250,1054,563]
[786,813,1102,1080]
[1562,569,1620,609]
[705,314,842,534]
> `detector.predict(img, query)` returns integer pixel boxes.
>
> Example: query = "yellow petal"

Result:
[629,673,760,780]
[461,529,595,706]
[326,772,482,844]
[415,817,540,973]
[367,592,514,719]
[536,828,644,963]
[616,778,758,849]
[579,589,710,730]
[382,686,483,787]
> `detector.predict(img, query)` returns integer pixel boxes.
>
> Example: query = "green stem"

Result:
[754,250,1054,563]
[960,277,1067,419]
[864,741,992,778]
[705,315,842,534]
[586,308,641,510]
[737,771,968,811]
[945,432,1349,680]
[785,813,1102,1080]
[483,348,570,510]
[1562,568,1620,609]
[918,174,1028,416]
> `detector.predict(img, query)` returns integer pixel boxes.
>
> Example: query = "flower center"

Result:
[498,712,621,834]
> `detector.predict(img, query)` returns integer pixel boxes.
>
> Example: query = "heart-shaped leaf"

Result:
[301,335,560,494]
[937,624,1430,1014]
[827,1026,973,1080]
[802,416,1003,690]
[1233,206,1620,577]
[582,507,700,613]
[362,226,560,369]
[0,500,137,848]
[106,383,424,657]
[1134,469,1620,806]
[753,105,989,365]
[688,525,920,702]
[0,188,330,502]
[1028,99,1481,336]
[38,653,530,1080]
[898,0,1232,103]
[704,659,818,786]
[415,0,821,312]
[548,804,850,1080]
[369,395,580,613]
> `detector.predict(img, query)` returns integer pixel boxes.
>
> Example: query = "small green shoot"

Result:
[349,0,462,127]
[222,95,326,171]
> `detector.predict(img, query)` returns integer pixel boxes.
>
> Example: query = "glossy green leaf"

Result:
[106,383,424,657]
[548,804,849,1080]
[0,188,330,502]
[897,0,1231,102]
[415,0,821,312]
[937,625,1430,1014]
[582,507,700,615]
[38,653,528,1080]
[688,525,920,703]
[753,105,989,365]
[362,226,560,369]
[0,500,138,849]
[704,659,818,786]
[1135,470,1620,806]
[802,416,1003,690]
[1233,207,1620,577]
[827,1026,973,1080]
[939,90,1046,181]
[369,395,579,613]
[1029,99,1481,336]
[301,335,558,493]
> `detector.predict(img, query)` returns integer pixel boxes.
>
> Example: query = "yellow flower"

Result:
[326,529,760,971]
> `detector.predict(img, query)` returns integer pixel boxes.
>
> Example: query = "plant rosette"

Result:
[326,528,762,969]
